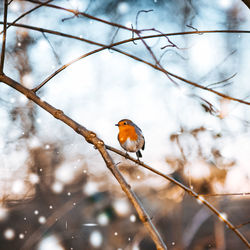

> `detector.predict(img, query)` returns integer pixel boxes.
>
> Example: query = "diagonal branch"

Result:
[31,37,250,106]
[241,0,250,9]
[24,0,250,36]
[0,0,8,74]
[3,20,250,103]
[18,2,250,105]
[235,220,250,229]
[105,145,250,248]
[200,192,250,197]
[0,74,167,250]
[0,0,53,36]
[0,75,249,248]
[6,22,247,104]
[1,22,250,40]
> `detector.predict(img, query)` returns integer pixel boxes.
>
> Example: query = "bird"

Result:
[115,119,145,159]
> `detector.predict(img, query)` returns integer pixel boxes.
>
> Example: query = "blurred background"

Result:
[0,0,250,249]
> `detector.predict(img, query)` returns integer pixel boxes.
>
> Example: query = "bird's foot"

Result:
[124,152,130,159]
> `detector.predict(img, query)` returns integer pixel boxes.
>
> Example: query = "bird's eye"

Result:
[123,122,127,125]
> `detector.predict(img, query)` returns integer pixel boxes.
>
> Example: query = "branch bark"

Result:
[1,70,248,248]
[0,74,167,250]
[0,0,53,36]
[242,0,250,9]
[0,0,8,74]
[1,21,250,104]
[1,2,249,248]
[105,145,250,249]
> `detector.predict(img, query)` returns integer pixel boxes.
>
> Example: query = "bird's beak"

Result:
[115,123,119,126]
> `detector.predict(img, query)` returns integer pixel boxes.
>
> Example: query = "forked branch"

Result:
[105,145,250,248]
[0,73,249,248]
[1,21,250,105]
[0,74,167,250]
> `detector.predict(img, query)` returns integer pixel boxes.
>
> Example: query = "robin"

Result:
[115,119,145,159]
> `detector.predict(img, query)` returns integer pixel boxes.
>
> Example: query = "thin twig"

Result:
[6,22,247,104]
[241,0,250,9]
[42,32,62,65]
[1,2,249,248]
[205,73,237,89]
[32,47,108,92]
[0,74,167,250]
[1,22,249,45]
[30,35,250,106]
[198,50,237,85]
[0,0,8,74]
[186,24,198,32]
[0,0,53,36]
[235,221,250,229]
[0,75,249,247]
[2,75,249,248]
[159,49,188,64]
[135,9,154,30]
[25,0,135,32]
[15,2,250,101]
[199,192,250,197]
[133,29,179,86]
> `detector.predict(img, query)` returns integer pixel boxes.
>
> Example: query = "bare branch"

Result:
[235,220,250,229]
[0,0,53,36]
[205,73,237,89]
[0,22,104,46]
[41,32,62,65]
[135,9,154,30]
[1,2,249,248]
[32,36,250,107]
[198,49,237,84]
[105,145,250,248]
[241,0,250,9]
[199,192,250,197]
[1,22,249,45]
[6,22,246,105]
[32,46,108,92]
[25,0,135,32]
[186,24,199,32]
[0,0,8,74]
[0,74,167,250]
[2,71,248,248]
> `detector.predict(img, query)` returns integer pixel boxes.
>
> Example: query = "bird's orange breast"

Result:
[118,125,138,143]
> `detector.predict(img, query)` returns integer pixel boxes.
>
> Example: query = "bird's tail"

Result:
[136,150,142,158]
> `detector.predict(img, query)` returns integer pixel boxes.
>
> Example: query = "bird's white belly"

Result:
[122,138,139,152]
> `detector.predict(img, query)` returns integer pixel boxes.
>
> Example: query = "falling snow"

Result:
[4,228,15,240]
[129,214,136,223]
[52,182,64,193]
[97,212,109,226]
[89,231,103,248]
[38,216,46,224]
[1,1,250,250]
[19,234,25,239]
[0,206,8,221]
